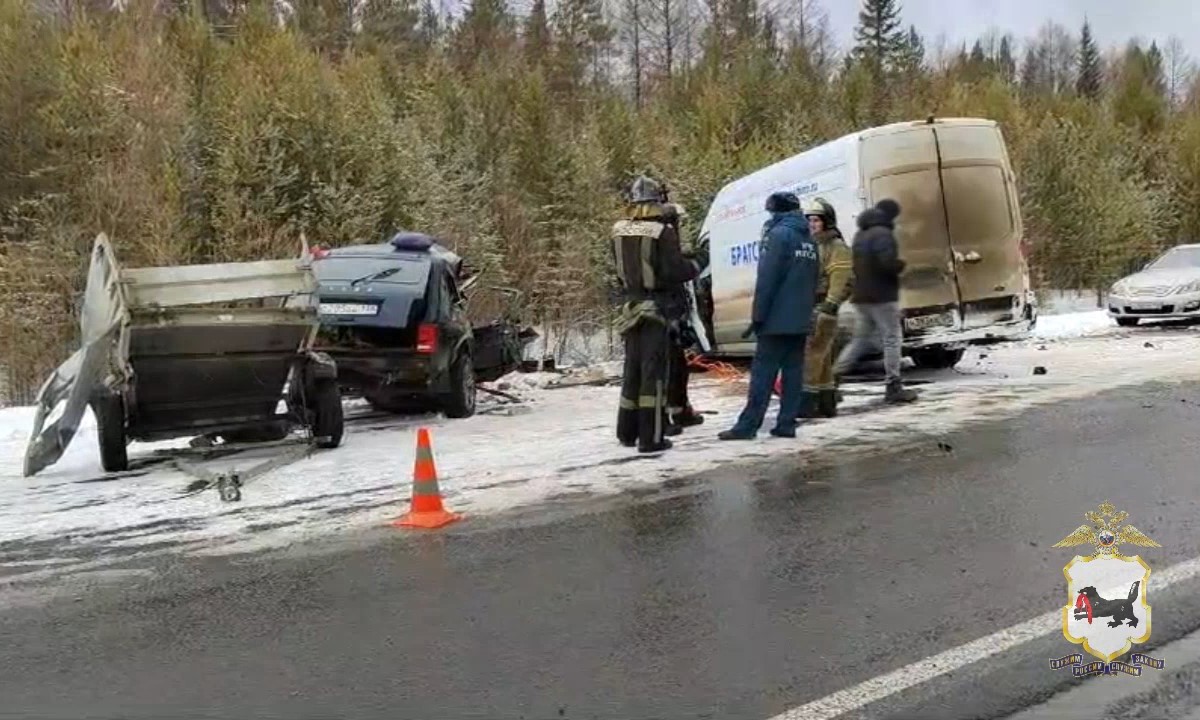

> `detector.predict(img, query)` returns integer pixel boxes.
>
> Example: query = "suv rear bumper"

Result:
[321,349,449,395]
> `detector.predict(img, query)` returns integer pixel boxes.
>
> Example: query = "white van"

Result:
[687,117,1038,369]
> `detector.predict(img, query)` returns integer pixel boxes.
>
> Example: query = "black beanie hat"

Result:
[876,199,901,221]
[766,192,801,213]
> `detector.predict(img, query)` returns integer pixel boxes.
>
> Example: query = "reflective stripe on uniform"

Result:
[638,395,659,408]
[619,396,637,410]
[612,220,664,238]
[640,236,657,290]
[612,235,627,285]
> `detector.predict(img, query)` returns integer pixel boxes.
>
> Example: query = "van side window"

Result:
[941,166,1015,247]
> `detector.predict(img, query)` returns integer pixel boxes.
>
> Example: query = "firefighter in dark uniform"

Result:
[612,176,703,453]
[661,200,707,433]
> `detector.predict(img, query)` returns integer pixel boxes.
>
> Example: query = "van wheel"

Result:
[311,380,344,449]
[92,392,129,473]
[1116,317,1139,327]
[443,350,476,419]
[911,347,965,370]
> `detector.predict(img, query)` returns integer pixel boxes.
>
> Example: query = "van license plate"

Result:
[905,312,955,331]
[1128,301,1160,310]
[319,303,378,316]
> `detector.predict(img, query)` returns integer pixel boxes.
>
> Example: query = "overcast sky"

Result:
[823,0,1200,58]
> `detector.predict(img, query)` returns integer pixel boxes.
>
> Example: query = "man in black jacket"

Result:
[832,199,918,404]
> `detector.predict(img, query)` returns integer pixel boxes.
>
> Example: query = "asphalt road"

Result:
[5,380,1200,720]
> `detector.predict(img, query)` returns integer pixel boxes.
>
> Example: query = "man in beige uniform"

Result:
[800,197,854,418]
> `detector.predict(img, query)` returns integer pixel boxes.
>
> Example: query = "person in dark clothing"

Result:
[832,198,918,403]
[661,202,706,433]
[719,191,821,440]
[612,176,703,453]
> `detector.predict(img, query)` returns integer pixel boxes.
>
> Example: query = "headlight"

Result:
[1176,280,1200,294]
[1110,281,1129,296]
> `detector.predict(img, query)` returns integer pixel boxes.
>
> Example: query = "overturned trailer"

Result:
[23,234,344,477]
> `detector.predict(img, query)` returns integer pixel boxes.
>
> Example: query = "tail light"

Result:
[311,245,329,259]
[417,323,438,354]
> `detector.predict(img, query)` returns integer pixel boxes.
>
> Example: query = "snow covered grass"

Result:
[4,309,1200,579]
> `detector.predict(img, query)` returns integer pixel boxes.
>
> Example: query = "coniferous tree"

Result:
[851,0,907,122]
[997,35,1016,83]
[851,0,906,74]
[1076,19,1102,99]
[525,0,550,64]
[898,24,923,74]
[1146,41,1166,97]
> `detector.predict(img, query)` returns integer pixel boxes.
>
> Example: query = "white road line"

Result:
[768,553,1200,720]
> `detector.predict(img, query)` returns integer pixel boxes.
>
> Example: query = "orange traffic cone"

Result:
[393,428,462,529]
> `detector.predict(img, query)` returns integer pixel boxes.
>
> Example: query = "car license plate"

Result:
[1128,301,1160,310]
[319,302,378,316]
[905,312,955,332]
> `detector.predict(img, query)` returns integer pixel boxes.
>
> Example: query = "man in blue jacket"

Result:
[719,191,821,440]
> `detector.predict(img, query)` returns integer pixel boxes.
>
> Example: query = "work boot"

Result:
[718,429,755,441]
[769,426,796,438]
[673,407,705,428]
[664,422,683,437]
[638,438,673,453]
[817,389,838,418]
[884,380,918,404]
[797,391,819,419]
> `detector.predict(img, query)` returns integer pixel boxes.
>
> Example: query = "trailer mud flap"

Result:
[23,330,118,477]
[24,234,125,477]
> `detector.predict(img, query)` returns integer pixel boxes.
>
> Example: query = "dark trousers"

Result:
[617,319,670,449]
[666,334,692,418]
[731,334,807,435]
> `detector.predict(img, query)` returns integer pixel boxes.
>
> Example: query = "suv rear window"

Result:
[313,256,428,285]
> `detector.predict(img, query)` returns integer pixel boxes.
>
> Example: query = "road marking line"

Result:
[767,554,1200,720]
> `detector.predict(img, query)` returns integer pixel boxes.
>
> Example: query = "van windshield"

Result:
[1147,247,1200,270]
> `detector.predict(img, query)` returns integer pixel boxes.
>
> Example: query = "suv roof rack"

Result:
[390,232,436,251]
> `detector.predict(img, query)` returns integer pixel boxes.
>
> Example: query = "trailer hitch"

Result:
[217,472,243,502]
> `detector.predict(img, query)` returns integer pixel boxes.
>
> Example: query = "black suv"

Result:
[312,232,533,418]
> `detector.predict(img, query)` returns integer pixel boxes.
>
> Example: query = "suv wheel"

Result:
[311,380,345,448]
[443,350,477,419]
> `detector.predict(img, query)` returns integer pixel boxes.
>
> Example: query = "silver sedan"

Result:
[1108,244,1200,327]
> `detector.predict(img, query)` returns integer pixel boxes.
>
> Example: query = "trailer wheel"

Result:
[311,380,344,449]
[92,393,128,473]
[443,350,476,419]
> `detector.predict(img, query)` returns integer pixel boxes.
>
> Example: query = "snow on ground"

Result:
[1031,309,1115,339]
[3,310,1200,579]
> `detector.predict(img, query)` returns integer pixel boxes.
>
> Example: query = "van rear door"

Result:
[859,126,962,335]
[932,124,1025,329]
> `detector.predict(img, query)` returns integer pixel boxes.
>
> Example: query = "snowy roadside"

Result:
[2,311,1199,578]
